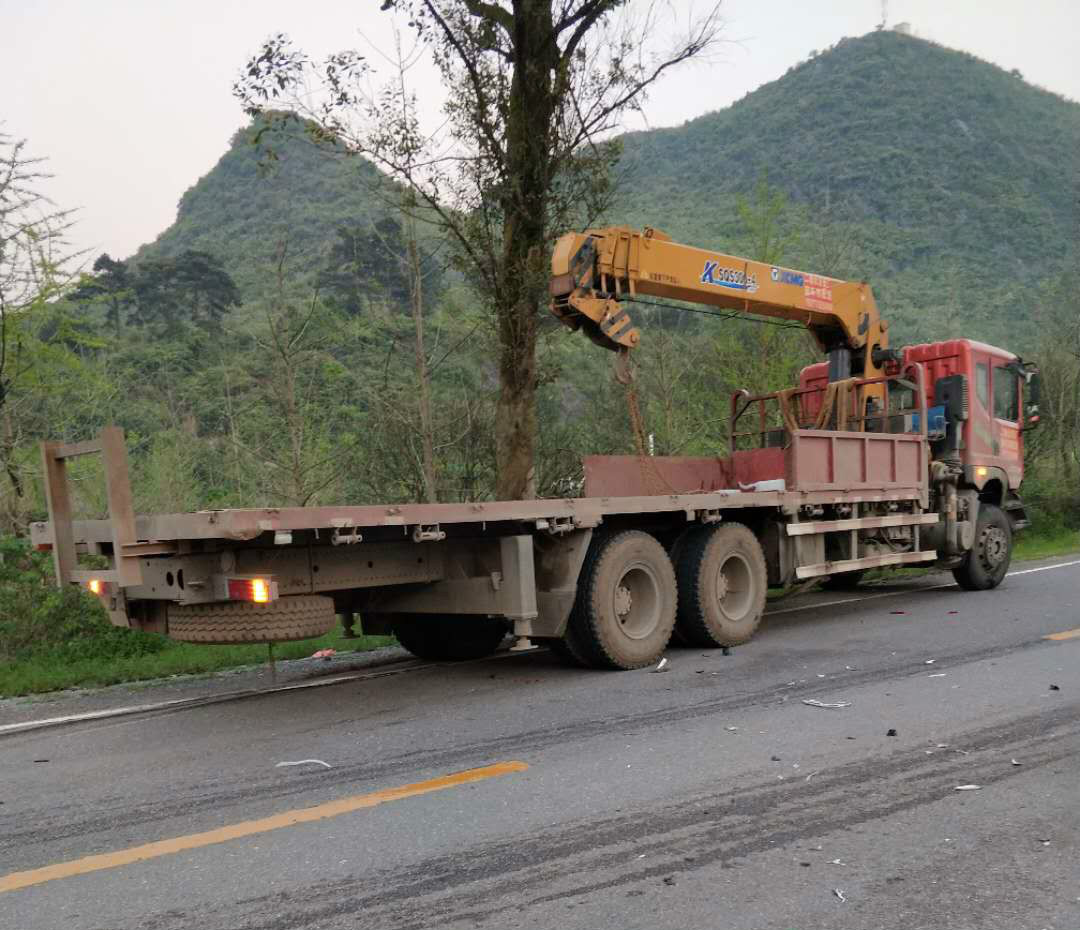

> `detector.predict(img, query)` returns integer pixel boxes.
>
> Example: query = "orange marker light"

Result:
[227,577,274,603]
[88,579,102,595]
[976,466,988,477]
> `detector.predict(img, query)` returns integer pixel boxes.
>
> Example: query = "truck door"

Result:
[991,361,1023,488]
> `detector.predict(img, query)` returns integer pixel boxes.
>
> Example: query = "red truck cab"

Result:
[799,338,1035,528]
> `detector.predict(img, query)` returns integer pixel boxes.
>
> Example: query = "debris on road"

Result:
[663,876,677,886]
[276,759,332,770]
[924,659,936,664]
[1011,758,1022,766]
[805,770,820,781]
[830,858,845,865]
[1049,684,1060,691]
[725,726,739,731]
[886,728,898,736]
[890,610,907,615]
[803,699,851,709]
[652,657,670,673]
[928,672,947,678]
[954,784,981,791]
[834,888,847,902]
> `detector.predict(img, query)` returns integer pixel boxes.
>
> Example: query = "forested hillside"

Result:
[132,116,395,299]
[1,30,1077,540]
[136,31,1079,349]
[611,30,1080,348]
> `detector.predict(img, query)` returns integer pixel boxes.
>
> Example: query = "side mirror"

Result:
[1023,367,1041,430]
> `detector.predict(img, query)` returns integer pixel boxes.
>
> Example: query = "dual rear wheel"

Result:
[554,524,768,670]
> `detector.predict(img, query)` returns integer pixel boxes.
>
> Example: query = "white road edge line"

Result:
[0,664,427,737]
[5,558,1079,737]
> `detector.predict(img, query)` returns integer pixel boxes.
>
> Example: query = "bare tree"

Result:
[0,133,81,508]
[235,0,722,499]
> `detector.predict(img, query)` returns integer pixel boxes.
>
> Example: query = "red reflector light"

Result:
[228,577,272,603]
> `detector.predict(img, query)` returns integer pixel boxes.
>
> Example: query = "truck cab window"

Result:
[975,362,989,409]
[993,365,1019,422]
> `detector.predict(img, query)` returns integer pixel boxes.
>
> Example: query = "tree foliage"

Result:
[234,0,722,497]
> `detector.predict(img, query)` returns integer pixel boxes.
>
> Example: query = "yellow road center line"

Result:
[0,760,528,894]
[1044,628,1080,641]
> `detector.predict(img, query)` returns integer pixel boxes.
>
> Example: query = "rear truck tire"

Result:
[952,503,1012,591]
[820,570,866,591]
[665,528,696,647]
[166,595,336,644]
[675,523,768,647]
[568,530,678,670]
[391,614,508,662]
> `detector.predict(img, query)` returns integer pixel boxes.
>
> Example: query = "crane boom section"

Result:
[550,226,888,379]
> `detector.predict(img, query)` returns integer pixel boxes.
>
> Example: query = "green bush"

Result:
[0,537,168,664]
[1022,474,1080,535]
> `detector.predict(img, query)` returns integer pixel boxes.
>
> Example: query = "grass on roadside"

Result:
[1014,527,1080,561]
[0,623,395,700]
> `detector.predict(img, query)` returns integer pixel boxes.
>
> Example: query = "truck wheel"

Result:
[569,530,677,670]
[166,595,336,644]
[952,503,1012,591]
[675,523,767,647]
[391,614,508,662]
[820,570,866,591]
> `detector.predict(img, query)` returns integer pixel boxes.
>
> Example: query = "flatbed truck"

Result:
[31,227,1040,670]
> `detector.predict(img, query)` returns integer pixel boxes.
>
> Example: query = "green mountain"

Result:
[609,29,1080,349]
[133,31,1079,350]
[132,116,392,299]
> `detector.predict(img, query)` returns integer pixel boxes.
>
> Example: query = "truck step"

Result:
[787,513,939,536]
[796,549,938,580]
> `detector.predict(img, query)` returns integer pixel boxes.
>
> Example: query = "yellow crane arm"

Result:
[550,225,892,380]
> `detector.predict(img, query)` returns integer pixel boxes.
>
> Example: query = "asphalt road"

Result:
[2,557,1079,930]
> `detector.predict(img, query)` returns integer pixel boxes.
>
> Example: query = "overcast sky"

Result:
[4,0,1078,262]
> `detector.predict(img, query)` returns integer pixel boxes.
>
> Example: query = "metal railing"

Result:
[729,364,929,455]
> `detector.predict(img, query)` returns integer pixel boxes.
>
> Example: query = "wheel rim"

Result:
[713,552,754,622]
[612,561,661,640]
[979,525,1008,571]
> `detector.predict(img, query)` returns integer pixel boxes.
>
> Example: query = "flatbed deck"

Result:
[31,482,931,549]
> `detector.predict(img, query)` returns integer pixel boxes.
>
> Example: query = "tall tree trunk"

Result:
[494,0,557,500]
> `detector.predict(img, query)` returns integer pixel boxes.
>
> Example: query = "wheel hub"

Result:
[614,584,633,618]
[715,572,729,600]
[979,525,1008,570]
